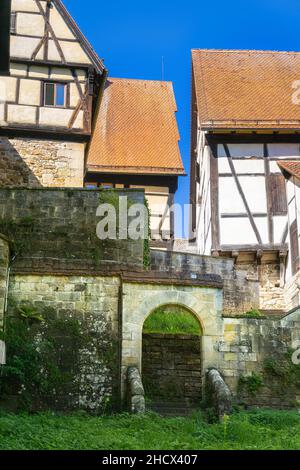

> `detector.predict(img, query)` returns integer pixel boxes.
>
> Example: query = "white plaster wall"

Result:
[218,143,264,158]
[268,143,300,158]
[221,217,268,245]
[196,131,212,255]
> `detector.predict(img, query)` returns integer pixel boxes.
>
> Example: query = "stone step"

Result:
[147,401,200,417]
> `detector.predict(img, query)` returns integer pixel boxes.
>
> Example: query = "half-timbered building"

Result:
[190,49,300,311]
[0,0,106,187]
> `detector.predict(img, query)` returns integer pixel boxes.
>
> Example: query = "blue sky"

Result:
[64,0,300,213]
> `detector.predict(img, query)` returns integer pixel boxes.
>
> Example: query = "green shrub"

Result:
[244,309,262,318]
[238,372,264,397]
[143,306,201,335]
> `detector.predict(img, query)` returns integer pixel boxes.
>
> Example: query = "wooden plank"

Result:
[290,219,299,275]
[71,70,89,131]
[264,143,274,244]
[223,144,263,244]
[210,144,220,251]
[35,0,66,64]
[221,243,288,252]
[207,134,300,144]
[221,213,267,218]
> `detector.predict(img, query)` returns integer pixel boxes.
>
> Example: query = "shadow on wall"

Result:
[0,137,42,188]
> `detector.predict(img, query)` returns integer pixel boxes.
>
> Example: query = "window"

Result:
[10,12,17,34]
[44,82,66,107]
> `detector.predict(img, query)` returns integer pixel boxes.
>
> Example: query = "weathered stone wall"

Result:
[0,236,9,330]
[0,137,85,188]
[142,333,202,403]
[0,188,145,270]
[235,260,285,312]
[284,272,300,311]
[218,312,300,408]
[3,273,120,412]
[151,250,260,315]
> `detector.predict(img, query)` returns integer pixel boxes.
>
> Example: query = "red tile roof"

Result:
[192,49,300,130]
[278,160,300,179]
[87,78,185,175]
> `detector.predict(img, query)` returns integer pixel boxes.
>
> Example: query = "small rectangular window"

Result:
[10,12,17,34]
[44,82,66,107]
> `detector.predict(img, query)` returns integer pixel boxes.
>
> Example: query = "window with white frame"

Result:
[44,82,66,107]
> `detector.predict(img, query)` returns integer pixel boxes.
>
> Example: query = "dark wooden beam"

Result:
[210,144,220,251]
[0,0,11,76]
[0,126,91,142]
[220,243,288,252]
[264,143,274,244]
[207,133,300,144]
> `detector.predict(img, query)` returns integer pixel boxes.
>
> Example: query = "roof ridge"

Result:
[108,77,173,84]
[192,48,300,55]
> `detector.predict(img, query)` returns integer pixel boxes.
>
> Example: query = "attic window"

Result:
[10,12,17,34]
[44,82,66,107]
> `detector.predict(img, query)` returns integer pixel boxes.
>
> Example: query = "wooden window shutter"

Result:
[268,174,288,215]
[290,220,300,276]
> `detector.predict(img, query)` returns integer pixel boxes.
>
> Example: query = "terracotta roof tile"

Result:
[192,49,300,130]
[278,160,300,179]
[87,78,185,175]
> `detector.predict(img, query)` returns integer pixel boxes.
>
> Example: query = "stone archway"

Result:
[121,281,224,402]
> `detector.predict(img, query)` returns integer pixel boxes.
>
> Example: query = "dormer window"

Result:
[44,82,66,107]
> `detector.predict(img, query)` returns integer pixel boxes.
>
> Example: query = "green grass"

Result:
[143,307,201,335]
[0,409,299,450]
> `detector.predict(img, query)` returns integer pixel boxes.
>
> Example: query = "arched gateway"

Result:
[121,279,224,404]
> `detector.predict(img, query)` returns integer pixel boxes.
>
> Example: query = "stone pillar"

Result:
[0,235,9,331]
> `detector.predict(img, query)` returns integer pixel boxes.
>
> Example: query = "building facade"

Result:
[190,49,300,312]
[0,0,106,188]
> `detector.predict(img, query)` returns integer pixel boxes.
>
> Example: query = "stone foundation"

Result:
[0,137,85,188]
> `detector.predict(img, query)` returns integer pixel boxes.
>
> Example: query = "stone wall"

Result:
[3,273,120,412]
[0,188,145,271]
[0,137,85,188]
[151,250,260,315]
[235,260,285,312]
[0,236,9,330]
[284,272,300,311]
[142,333,202,403]
[218,312,300,408]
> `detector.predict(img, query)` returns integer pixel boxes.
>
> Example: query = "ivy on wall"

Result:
[0,302,118,413]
